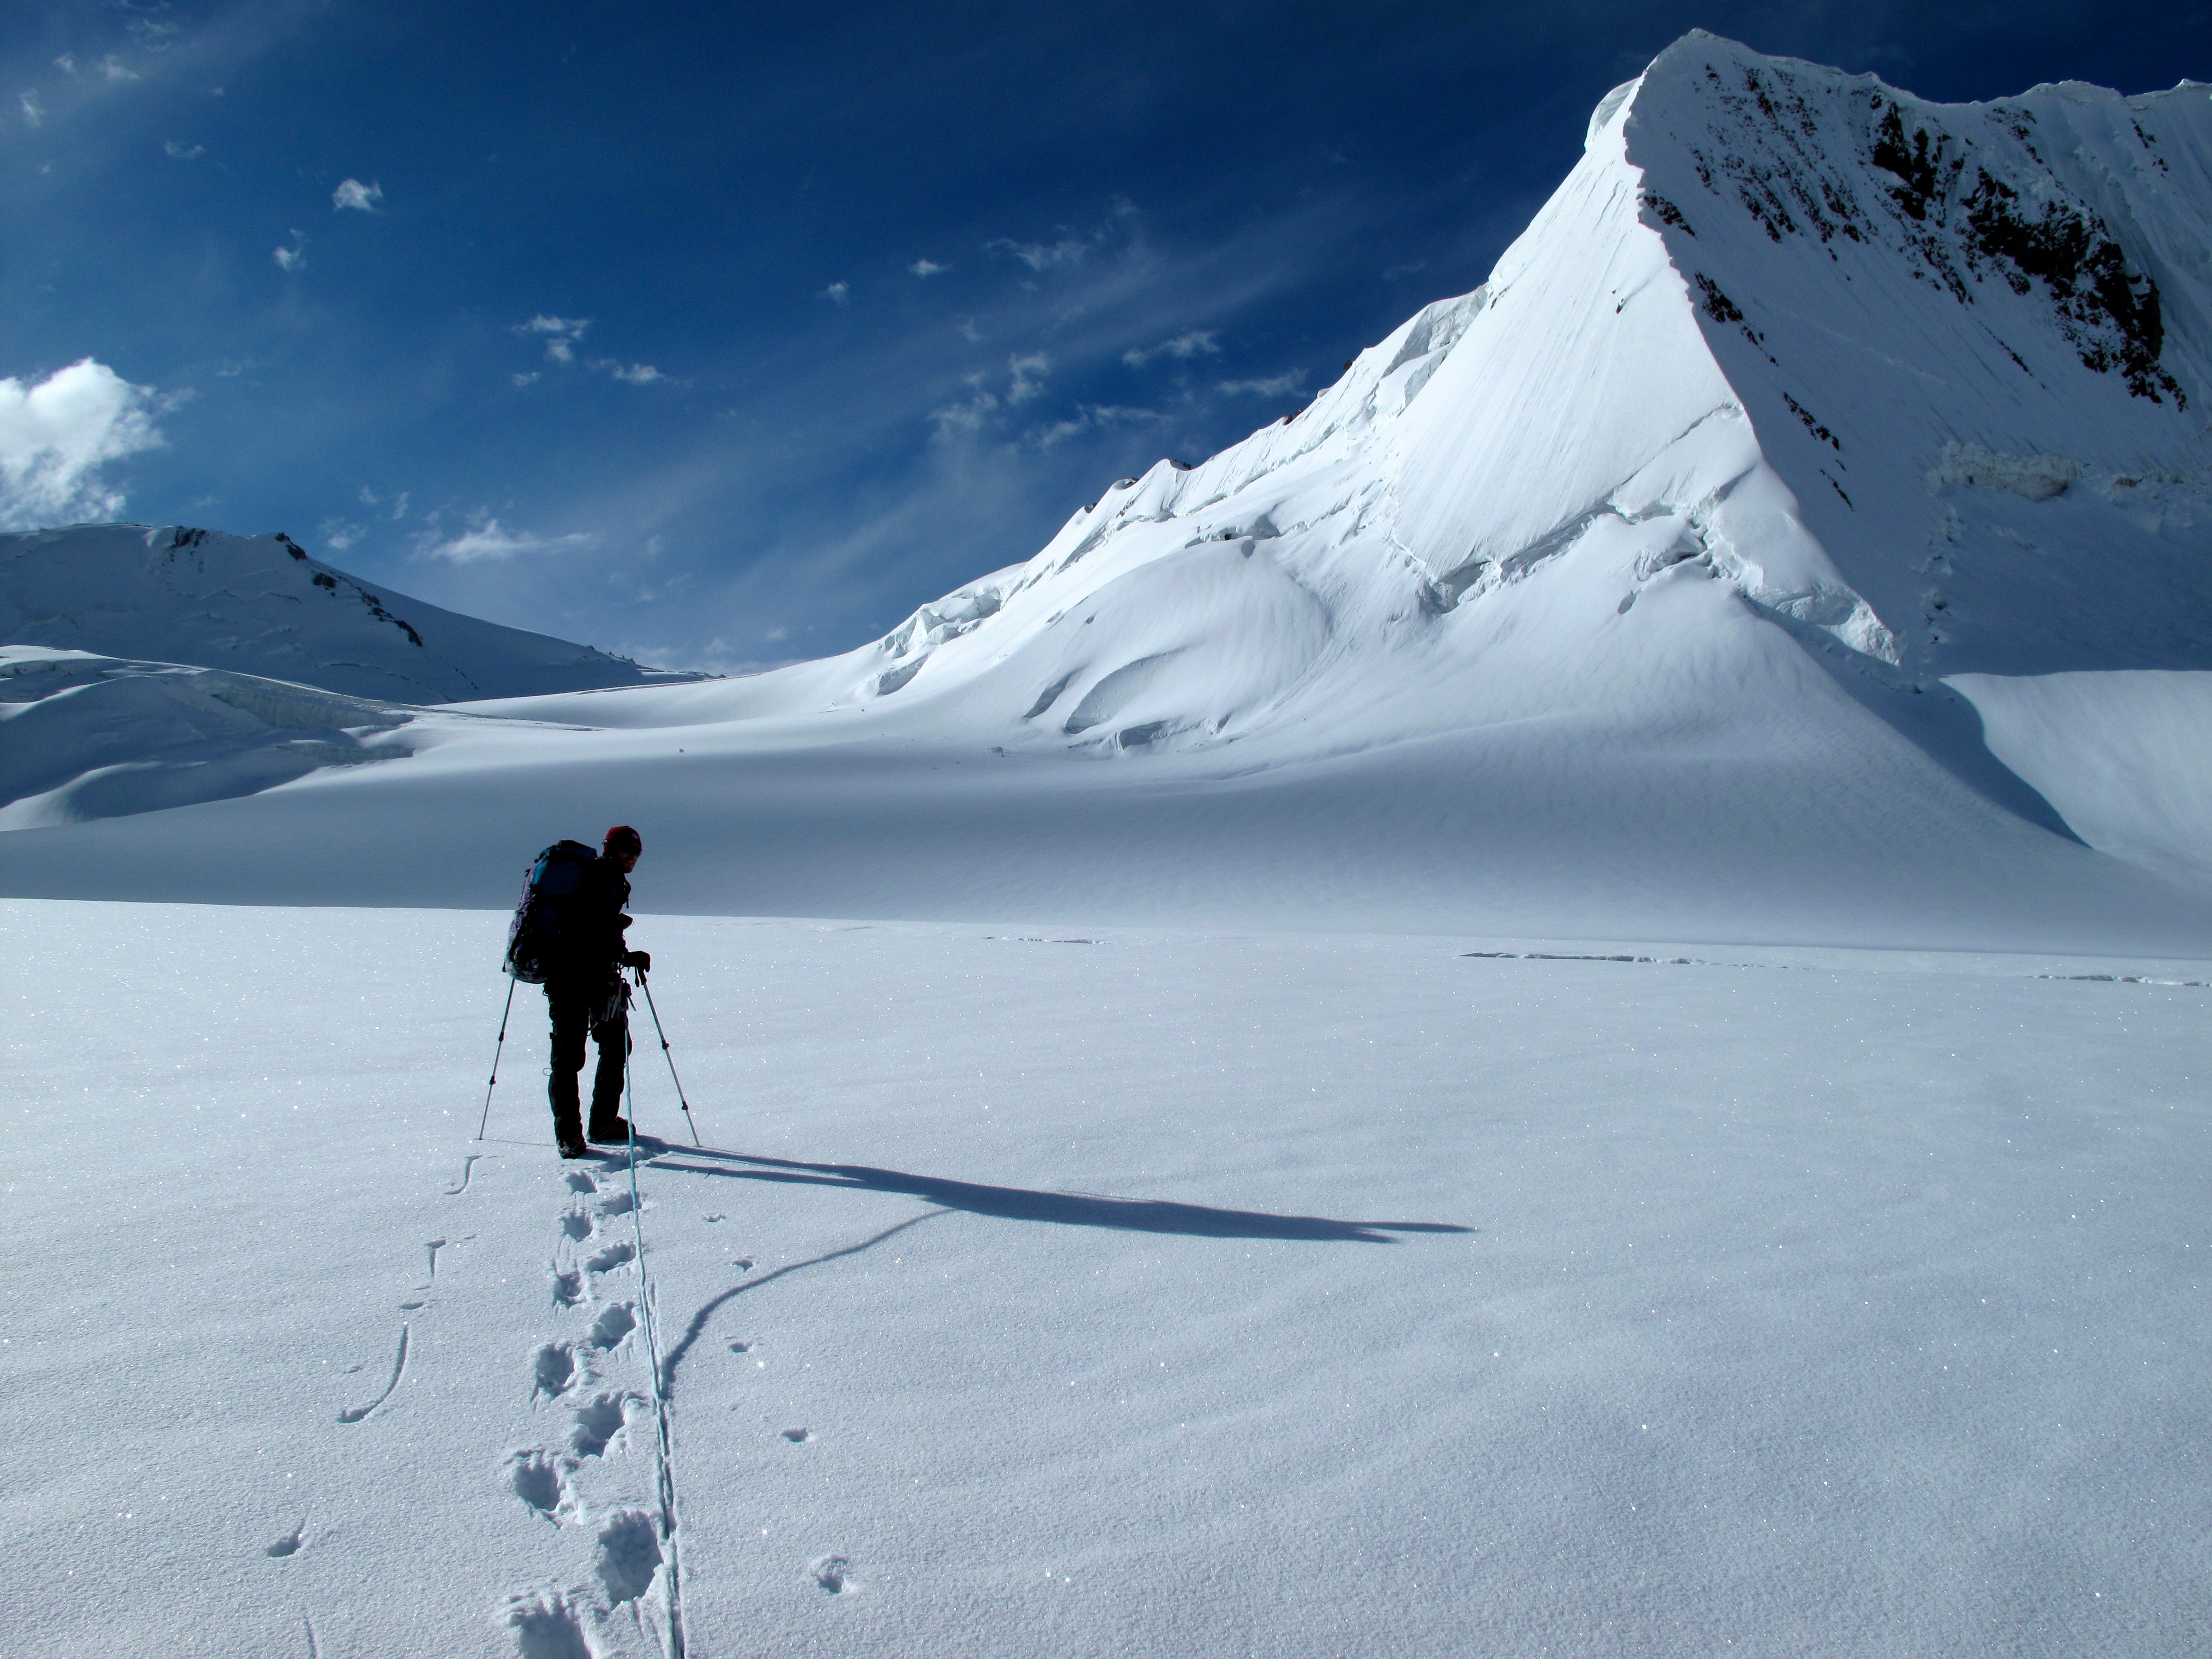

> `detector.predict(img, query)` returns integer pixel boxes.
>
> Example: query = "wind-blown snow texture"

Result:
[4,35,2209,952]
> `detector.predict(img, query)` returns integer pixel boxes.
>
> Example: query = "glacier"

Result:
[12,37,2212,1659]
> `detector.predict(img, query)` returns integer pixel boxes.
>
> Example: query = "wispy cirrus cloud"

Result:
[1030,403,1158,451]
[332,177,382,212]
[416,515,597,564]
[273,230,307,271]
[1217,369,1306,398]
[910,257,951,278]
[987,197,1138,273]
[1122,329,1219,368]
[164,138,202,159]
[926,378,998,439]
[0,358,166,529]
[1006,352,1049,406]
[20,91,44,128]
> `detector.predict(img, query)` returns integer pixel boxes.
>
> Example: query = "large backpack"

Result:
[503,840,600,983]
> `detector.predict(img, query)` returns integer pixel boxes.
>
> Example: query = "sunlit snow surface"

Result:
[10,899,2210,1657]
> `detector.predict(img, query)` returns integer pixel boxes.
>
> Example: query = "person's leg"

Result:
[587,1000,631,1141]
[547,988,589,1155]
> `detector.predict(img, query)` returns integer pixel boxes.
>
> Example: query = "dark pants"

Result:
[547,977,628,1136]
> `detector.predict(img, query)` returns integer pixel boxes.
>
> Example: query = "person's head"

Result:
[604,824,642,873]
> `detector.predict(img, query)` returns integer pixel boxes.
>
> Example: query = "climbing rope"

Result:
[623,992,687,1657]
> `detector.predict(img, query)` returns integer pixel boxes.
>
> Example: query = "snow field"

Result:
[9,898,2210,1656]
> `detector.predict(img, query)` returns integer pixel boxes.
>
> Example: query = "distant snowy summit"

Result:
[0,522,703,703]
[809,31,2210,737]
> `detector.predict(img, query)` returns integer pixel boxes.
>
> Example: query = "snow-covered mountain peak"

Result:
[0,522,704,703]
[9,37,2211,937]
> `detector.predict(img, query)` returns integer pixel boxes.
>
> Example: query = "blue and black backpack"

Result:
[503,840,599,983]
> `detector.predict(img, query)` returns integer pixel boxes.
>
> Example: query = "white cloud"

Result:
[1218,370,1307,398]
[819,281,849,306]
[1123,329,1219,368]
[1030,403,1158,451]
[274,231,307,271]
[988,235,1089,272]
[910,258,950,278]
[388,490,409,520]
[100,55,138,83]
[927,382,998,439]
[609,363,663,384]
[517,315,590,363]
[21,91,44,128]
[358,485,379,506]
[0,358,166,529]
[332,178,382,212]
[988,203,1138,274]
[1007,352,1050,406]
[164,139,203,159]
[128,16,182,50]
[319,517,365,550]
[54,54,75,74]
[511,371,539,387]
[416,516,597,564]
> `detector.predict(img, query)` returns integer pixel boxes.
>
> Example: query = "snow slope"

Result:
[4,36,2209,952]
[13,899,2211,1656]
[0,522,698,702]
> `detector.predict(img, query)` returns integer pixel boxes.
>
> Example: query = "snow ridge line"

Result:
[623,1043,687,1659]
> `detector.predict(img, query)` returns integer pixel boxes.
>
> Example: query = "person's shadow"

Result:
[649,1144,1470,1244]
[640,1143,1471,1391]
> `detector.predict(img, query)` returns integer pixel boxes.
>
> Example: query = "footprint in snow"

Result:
[503,1590,594,1659]
[264,1520,305,1558]
[584,1240,635,1275]
[780,1427,812,1443]
[810,1554,854,1594]
[596,1191,636,1218]
[564,1171,598,1194]
[595,1509,664,1604]
[568,1392,637,1458]
[559,1209,594,1242]
[532,1342,577,1400]
[586,1302,637,1351]
[506,1450,570,1521]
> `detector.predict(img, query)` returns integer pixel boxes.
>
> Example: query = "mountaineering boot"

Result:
[587,1113,631,1144]
[555,1107,589,1159]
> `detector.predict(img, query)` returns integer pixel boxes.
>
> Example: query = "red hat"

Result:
[604,824,642,853]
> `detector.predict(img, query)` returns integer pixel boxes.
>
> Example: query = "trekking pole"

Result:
[635,968,702,1146]
[476,973,519,1141]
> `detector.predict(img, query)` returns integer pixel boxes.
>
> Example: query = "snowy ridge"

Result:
[0,522,701,703]
[4,36,2210,948]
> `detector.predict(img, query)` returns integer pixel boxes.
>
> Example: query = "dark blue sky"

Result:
[4,2,2205,672]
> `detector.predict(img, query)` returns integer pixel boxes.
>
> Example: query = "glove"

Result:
[623,950,651,973]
